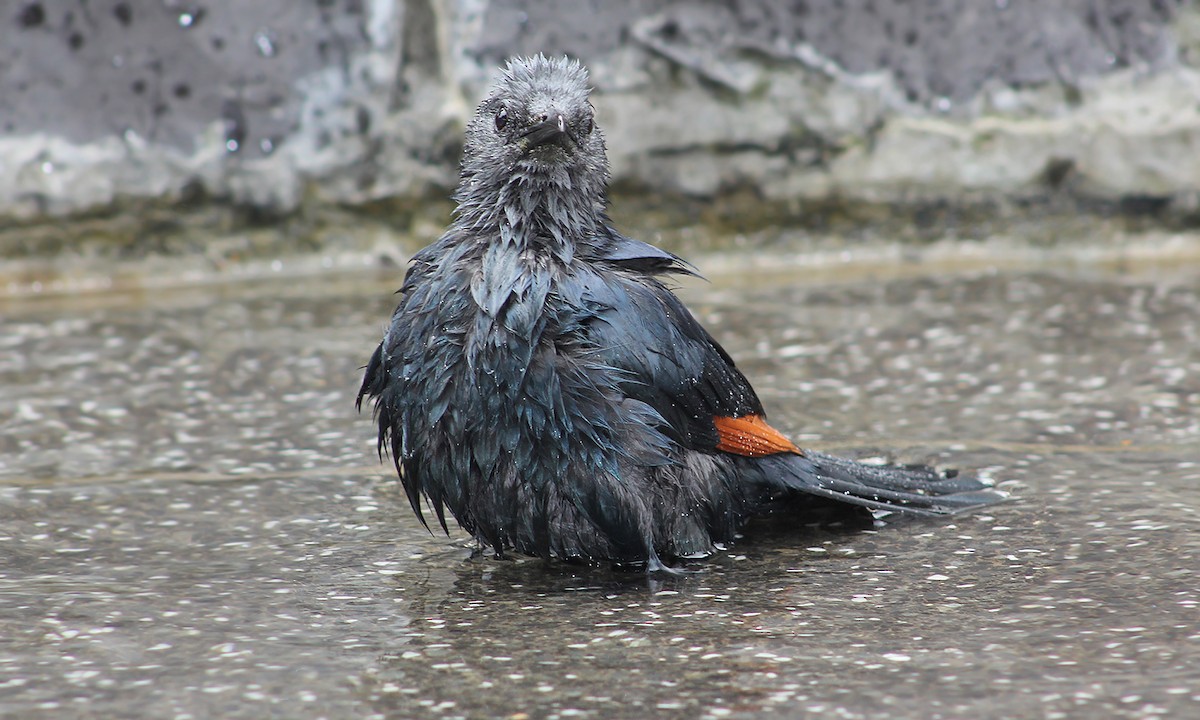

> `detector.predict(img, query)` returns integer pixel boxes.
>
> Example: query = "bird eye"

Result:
[494,108,508,131]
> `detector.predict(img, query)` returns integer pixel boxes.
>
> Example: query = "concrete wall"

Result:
[1,0,1197,234]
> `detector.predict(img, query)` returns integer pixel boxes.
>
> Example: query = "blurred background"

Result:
[3,0,1199,285]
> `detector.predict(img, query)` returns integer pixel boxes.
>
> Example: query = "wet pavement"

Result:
[2,254,1199,719]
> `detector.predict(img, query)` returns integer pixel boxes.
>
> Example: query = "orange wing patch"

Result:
[712,414,802,457]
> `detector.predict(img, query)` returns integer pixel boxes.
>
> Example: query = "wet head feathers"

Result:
[456,54,608,234]
[496,54,592,117]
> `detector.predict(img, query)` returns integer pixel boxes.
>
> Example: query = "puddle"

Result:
[2,254,1198,718]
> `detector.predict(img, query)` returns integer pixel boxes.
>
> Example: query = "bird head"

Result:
[455,55,609,226]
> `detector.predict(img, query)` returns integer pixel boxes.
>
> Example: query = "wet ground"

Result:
[2,252,1199,719]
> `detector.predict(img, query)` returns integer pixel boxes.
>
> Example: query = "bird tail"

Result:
[753,449,1006,516]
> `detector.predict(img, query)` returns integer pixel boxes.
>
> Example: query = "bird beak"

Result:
[521,113,573,150]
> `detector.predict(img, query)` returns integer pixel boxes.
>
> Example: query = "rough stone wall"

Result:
[0,0,1196,231]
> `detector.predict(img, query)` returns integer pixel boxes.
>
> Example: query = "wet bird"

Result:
[358,55,1004,571]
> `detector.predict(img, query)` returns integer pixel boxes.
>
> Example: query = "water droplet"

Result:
[935,96,952,112]
[1105,53,1117,66]
[178,13,195,28]
[253,30,277,58]
[221,99,246,155]
[41,161,54,174]
[259,138,275,155]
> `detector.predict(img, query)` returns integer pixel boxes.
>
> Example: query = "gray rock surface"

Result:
[0,0,1197,243]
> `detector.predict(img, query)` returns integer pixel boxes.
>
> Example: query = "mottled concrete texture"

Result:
[0,0,1197,231]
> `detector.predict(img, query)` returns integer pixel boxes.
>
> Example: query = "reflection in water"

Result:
[1,267,1198,718]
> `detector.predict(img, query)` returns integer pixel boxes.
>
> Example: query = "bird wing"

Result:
[585,234,800,457]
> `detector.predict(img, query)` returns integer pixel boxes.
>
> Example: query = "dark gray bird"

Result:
[358,54,1004,571]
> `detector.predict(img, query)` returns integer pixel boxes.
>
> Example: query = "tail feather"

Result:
[756,450,1007,516]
